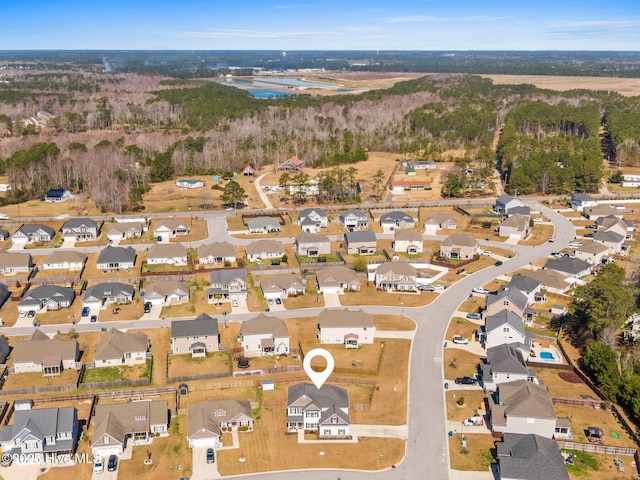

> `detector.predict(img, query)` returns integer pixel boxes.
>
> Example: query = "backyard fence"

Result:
[557,441,637,456]
[0,384,78,396]
[168,371,230,383]
[551,397,603,409]
[188,379,255,391]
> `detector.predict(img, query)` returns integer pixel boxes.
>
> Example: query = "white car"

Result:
[452,336,470,345]
[533,217,543,223]
[93,456,104,474]
[481,250,493,256]
[569,242,582,247]
[548,236,556,242]
[232,299,238,307]
[472,287,489,294]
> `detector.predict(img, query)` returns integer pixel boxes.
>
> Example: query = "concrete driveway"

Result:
[322,291,342,307]
[191,446,220,480]
[231,296,250,314]
[139,304,162,320]
[0,464,41,480]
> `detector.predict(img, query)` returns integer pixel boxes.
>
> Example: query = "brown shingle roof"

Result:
[240,314,289,337]
[319,309,374,328]
[441,233,479,248]
[94,329,148,361]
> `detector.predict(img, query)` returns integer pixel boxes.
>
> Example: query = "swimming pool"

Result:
[539,351,555,360]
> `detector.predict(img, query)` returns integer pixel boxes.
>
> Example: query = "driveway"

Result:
[322,292,342,307]
[350,424,408,439]
[191,446,220,480]
[231,296,250,314]
[60,238,76,249]
[139,303,162,320]
[267,300,285,312]
[0,463,41,480]
[254,174,274,210]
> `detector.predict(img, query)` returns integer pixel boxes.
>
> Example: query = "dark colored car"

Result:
[107,454,118,472]
[455,376,477,385]
[144,302,152,313]
[81,306,90,317]
[466,312,482,320]
[206,448,215,464]
[275,298,282,305]
[494,261,503,266]
[27,310,36,318]
[90,315,97,323]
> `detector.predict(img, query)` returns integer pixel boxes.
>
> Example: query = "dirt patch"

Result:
[483,74,640,97]
[559,371,584,384]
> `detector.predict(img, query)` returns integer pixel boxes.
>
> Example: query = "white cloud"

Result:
[382,15,510,24]
[551,20,640,30]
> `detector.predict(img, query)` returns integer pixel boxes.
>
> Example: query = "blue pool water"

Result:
[539,352,554,360]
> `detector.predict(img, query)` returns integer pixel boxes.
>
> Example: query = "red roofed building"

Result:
[280,156,304,171]
[242,165,256,176]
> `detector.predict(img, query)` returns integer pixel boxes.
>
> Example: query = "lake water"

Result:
[249,89,294,99]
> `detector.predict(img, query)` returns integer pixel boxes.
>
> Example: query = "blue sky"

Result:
[2,0,640,50]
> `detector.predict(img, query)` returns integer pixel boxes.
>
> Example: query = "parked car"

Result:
[275,298,282,305]
[232,299,239,307]
[268,298,274,305]
[463,416,484,426]
[93,456,104,474]
[494,261,503,266]
[455,376,477,385]
[481,250,493,256]
[472,287,489,294]
[548,236,556,242]
[107,455,118,472]
[90,315,97,323]
[466,313,482,320]
[533,217,543,223]
[419,285,435,292]
[81,306,90,317]
[432,284,444,290]
[19,310,26,318]
[569,241,582,247]
[27,310,36,318]
[452,336,469,345]
[144,302,152,313]
[206,448,215,464]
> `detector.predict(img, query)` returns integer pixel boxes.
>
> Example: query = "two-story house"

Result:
[170,314,220,356]
[569,193,597,212]
[481,309,532,351]
[494,194,525,214]
[439,233,479,259]
[374,261,418,291]
[295,232,331,256]
[240,314,290,355]
[61,218,99,242]
[339,210,368,231]
[393,230,424,254]
[344,230,377,255]
[286,383,350,438]
[379,211,415,232]
[206,268,248,303]
[297,208,328,232]
[481,343,535,392]
[318,308,375,348]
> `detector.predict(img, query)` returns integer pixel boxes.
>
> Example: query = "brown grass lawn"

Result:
[178,385,259,408]
[446,318,480,342]
[98,299,144,321]
[444,349,482,380]
[519,224,555,246]
[54,331,101,363]
[464,255,504,274]
[458,297,484,314]
[448,434,495,471]
[0,297,23,327]
[83,252,143,280]
[535,368,592,399]
[0,197,100,219]
[339,281,438,307]
[282,292,325,309]
[446,390,487,421]
[236,352,301,373]
[218,321,241,349]
[554,405,637,448]
[483,278,508,292]
[32,303,84,326]
[287,316,322,343]
[565,451,639,480]
[168,351,232,378]
[82,361,149,382]
[2,369,80,390]
[300,339,384,374]
[373,314,416,331]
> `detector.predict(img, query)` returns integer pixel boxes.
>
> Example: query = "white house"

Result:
[297,208,328,232]
[94,329,148,367]
[13,329,79,375]
[245,239,285,262]
[260,274,305,299]
[481,343,534,392]
[316,266,361,294]
[393,230,424,254]
[144,280,190,305]
[482,309,532,351]
[176,179,205,189]
[153,219,190,241]
[494,194,524,214]
[318,309,375,348]
[146,243,188,266]
[198,241,236,264]
[374,261,418,291]
[42,250,87,270]
[240,314,290,356]
[187,399,253,448]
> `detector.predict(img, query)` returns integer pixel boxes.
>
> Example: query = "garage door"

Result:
[189,436,217,448]
[93,446,121,458]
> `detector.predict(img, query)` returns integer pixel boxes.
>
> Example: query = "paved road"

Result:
[0,202,575,479]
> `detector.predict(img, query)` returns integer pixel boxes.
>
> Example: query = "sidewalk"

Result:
[375,330,415,340]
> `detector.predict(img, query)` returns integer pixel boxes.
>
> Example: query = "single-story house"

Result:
[379,211,415,232]
[206,268,248,303]
[61,218,99,241]
[0,333,9,364]
[187,399,254,448]
[569,193,597,212]
[374,261,418,291]
[583,204,623,221]
[13,329,79,375]
[91,401,168,457]
[393,229,424,254]
[170,313,219,356]
[94,328,149,367]
[18,285,75,313]
[344,230,377,255]
[13,223,55,244]
[42,250,87,270]
[286,383,350,438]
[245,239,285,262]
[481,343,535,392]
[198,241,236,264]
[543,257,591,279]
[44,188,72,202]
[389,180,431,193]
[260,274,305,299]
[176,179,205,189]
[439,233,480,259]
[106,222,144,241]
[247,216,281,233]
[0,229,9,241]
[495,194,525,214]
[318,308,375,347]
[146,243,188,266]
[153,219,190,240]
[295,232,331,256]
[499,214,529,239]
[316,266,361,294]
[496,433,570,480]
[280,155,304,171]
[339,210,368,231]
[506,206,532,219]
[519,269,573,295]
[424,213,457,233]
[0,251,33,275]
[96,246,137,271]
[240,314,290,355]
[82,282,135,309]
[297,208,328,232]
[144,280,190,305]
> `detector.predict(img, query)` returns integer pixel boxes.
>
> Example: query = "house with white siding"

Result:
[316,266,361,294]
[42,250,87,270]
[240,314,290,356]
[13,329,79,375]
[198,241,236,264]
[146,243,188,266]
[393,230,423,254]
[0,252,33,275]
[187,399,253,448]
[94,329,148,367]
[286,383,350,438]
[318,309,375,347]
[144,280,190,305]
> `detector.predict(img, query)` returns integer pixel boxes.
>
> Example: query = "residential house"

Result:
[286,383,350,438]
[0,229,9,241]
[0,407,79,464]
[280,155,304,171]
[393,230,424,254]
[297,208,328,232]
[13,329,79,375]
[344,230,377,255]
[499,214,529,239]
[242,164,256,176]
[411,160,436,170]
[106,222,144,241]
[481,343,535,392]
[374,262,418,291]
[198,241,236,265]
[495,194,525,214]
[573,241,610,265]
[187,399,254,448]
[507,275,544,306]
[0,251,33,275]
[621,174,640,188]
[489,380,557,438]
[247,216,281,233]
[439,233,480,260]
[260,274,305,299]
[519,269,573,295]
[295,232,331,256]
[42,250,87,270]
[593,230,626,255]
[245,239,285,262]
[569,193,597,212]
[144,280,190,306]
[339,210,368,231]
[595,215,634,237]
[543,257,591,279]
[206,268,248,303]
[506,206,532,219]
[176,179,205,189]
[94,329,149,367]
[44,188,71,202]
[583,204,623,221]
[424,213,457,233]
[61,218,99,242]
[96,246,137,271]
[240,314,290,355]
[90,401,168,457]
[379,211,415,232]
[316,266,361,294]
[0,284,10,312]
[485,287,528,318]
[18,285,75,314]
[170,313,219,356]
[13,224,55,244]
[82,282,135,309]
[0,335,9,364]
[482,309,532,351]
[147,243,188,266]
[389,179,431,193]
[318,309,375,347]
[496,433,570,480]
[153,219,190,241]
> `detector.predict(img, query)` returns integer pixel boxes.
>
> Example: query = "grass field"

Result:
[339,281,438,307]
[446,390,487,421]
[444,349,482,380]
[82,361,149,382]
[168,351,231,378]
[484,74,640,97]
[448,434,495,471]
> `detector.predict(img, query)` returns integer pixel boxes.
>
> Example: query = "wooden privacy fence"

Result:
[557,441,637,456]
[552,397,603,408]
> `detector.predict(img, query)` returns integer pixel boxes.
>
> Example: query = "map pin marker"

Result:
[303,348,335,390]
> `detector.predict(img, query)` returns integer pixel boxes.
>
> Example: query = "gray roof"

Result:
[62,218,98,230]
[508,275,541,294]
[84,282,135,302]
[571,192,595,202]
[593,230,625,244]
[20,285,75,306]
[287,382,349,411]
[380,211,414,223]
[208,268,247,285]
[16,223,55,237]
[319,308,374,328]
[241,314,289,337]
[506,206,531,217]
[497,433,569,480]
[171,313,219,339]
[299,208,327,219]
[485,344,529,376]
[485,310,526,338]
[97,246,137,265]
[344,230,377,243]
[247,216,280,230]
[0,337,9,364]
[0,407,77,453]
[0,229,9,239]
[495,380,556,420]
[340,209,367,221]
[496,194,523,207]
[543,257,591,275]
[486,287,528,312]
[296,232,330,244]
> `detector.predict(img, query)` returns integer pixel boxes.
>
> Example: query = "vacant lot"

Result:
[448,434,495,471]
[82,361,150,383]
[300,339,384,374]
[446,390,487,422]
[484,74,640,97]
[168,351,232,378]
[444,349,482,380]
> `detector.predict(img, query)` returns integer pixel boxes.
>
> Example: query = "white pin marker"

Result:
[303,348,335,390]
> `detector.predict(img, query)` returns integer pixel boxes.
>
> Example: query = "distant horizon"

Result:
[2,49,640,53]
[2,1,639,50]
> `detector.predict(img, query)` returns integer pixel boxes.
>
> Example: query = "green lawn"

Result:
[297,253,342,263]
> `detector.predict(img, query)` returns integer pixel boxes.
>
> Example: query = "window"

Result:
[331,416,338,424]
[135,415,146,421]
[503,327,510,333]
